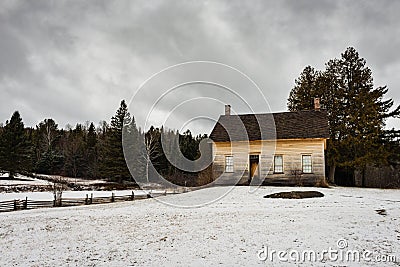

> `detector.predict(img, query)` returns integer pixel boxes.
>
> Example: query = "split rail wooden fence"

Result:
[0,191,173,213]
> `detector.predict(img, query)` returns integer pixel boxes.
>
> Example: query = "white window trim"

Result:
[225,155,234,173]
[302,155,313,174]
[273,155,284,173]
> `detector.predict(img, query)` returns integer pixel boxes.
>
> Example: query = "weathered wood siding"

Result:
[212,138,327,185]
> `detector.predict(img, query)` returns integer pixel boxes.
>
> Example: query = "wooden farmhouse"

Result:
[209,102,330,186]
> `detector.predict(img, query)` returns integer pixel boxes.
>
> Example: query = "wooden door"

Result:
[249,155,259,184]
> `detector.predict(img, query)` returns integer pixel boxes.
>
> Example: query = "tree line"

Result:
[2,47,399,187]
[288,47,400,186]
[0,100,211,186]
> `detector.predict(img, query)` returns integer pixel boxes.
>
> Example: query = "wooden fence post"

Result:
[14,199,18,211]
[23,197,28,209]
[85,194,89,205]
[90,193,93,204]
[53,192,62,207]
[131,191,134,201]
[111,192,115,202]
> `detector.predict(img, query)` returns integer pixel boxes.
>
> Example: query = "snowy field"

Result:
[33,174,109,186]
[0,173,115,187]
[0,173,49,186]
[0,186,399,266]
[0,173,140,193]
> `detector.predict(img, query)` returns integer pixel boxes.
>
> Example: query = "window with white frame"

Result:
[274,155,283,173]
[302,155,312,173]
[225,156,234,172]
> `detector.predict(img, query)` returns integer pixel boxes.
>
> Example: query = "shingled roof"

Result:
[209,110,330,142]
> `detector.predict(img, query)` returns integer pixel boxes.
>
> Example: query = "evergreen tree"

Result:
[383,129,400,164]
[85,122,99,178]
[101,100,133,182]
[287,47,400,184]
[0,111,30,178]
[288,66,321,111]
[86,122,97,149]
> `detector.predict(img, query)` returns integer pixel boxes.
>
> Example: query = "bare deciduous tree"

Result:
[144,127,163,183]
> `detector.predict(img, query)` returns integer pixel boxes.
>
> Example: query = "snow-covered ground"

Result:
[0,173,49,186]
[0,173,141,193]
[0,173,118,187]
[33,174,109,185]
[0,186,399,266]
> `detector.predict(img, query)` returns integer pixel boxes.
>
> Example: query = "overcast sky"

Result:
[1,0,399,133]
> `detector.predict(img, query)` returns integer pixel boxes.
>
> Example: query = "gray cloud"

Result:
[0,0,399,132]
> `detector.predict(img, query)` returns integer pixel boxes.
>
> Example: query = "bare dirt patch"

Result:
[264,191,324,199]
[375,209,387,216]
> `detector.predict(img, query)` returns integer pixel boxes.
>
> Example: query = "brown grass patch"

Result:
[264,191,324,199]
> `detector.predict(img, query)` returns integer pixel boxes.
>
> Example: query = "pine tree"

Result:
[86,122,97,149]
[101,100,133,182]
[383,129,400,164]
[0,111,29,178]
[288,66,321,111]
[287,47,400,184]
[85,122,99,178]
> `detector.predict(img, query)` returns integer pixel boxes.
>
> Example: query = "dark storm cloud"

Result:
[0,0,399,131]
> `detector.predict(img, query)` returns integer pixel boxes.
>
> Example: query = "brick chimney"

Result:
[314,98,320,111]
[225,104,231,116]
